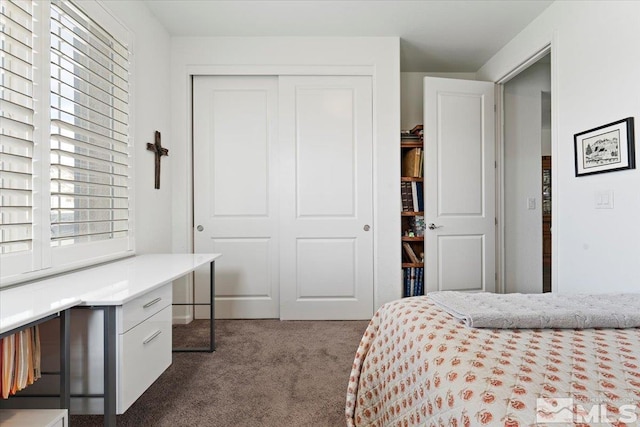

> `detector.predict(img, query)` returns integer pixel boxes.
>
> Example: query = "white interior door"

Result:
[193,76,279,318]
[424,77,496,293]
[279,76,374,320]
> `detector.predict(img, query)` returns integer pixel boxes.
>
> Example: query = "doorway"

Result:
[502,52,551,294]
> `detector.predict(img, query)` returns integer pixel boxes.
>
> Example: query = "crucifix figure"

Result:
[146,131,168,189]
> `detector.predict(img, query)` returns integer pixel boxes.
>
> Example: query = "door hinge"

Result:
[495,217,498,225]
[495,161,497,168]
[494,104,497,112]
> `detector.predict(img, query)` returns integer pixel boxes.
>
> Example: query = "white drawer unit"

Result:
[118,305,172,411]
[67,284,173,414]
[0,409,68,427]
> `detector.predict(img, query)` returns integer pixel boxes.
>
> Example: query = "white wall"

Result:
[401,72,476,130]
[170,37,401,310]
[100,1,192,321]
[101,0,173,254]
[503,61,550,293]
[479,1,640,293]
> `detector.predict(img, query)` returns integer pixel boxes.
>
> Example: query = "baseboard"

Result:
[172,313,193,325]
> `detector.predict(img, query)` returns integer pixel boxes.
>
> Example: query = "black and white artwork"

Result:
[582,129,620,168]
[574,117,635,176]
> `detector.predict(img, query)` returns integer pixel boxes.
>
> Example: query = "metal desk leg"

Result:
[209,260,215,352]
[103,306,117,427]
[59,309,70,410]
[172,260,216,353]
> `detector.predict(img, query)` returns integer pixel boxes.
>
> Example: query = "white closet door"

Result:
[278,76,374,320]
[193,76,279,318]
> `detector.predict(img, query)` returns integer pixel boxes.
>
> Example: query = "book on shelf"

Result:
[403,267,424,297]
[414,181,424,212]
[411,182,418,213]
[414,267,424,296]
[403,242,420,263]
[403,267,415,297]
[402,147,422,177]
[400,181,414,212]
[401,181,423,213]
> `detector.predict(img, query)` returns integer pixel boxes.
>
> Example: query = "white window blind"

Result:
[0,0,34,255]
[49,0,130,247]
[1,0,133,286]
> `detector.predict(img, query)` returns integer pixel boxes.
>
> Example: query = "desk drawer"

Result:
[121,284,172,333]
[118,305,171,413]
[0,409,68,427]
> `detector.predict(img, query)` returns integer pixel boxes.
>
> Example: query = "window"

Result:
[1,0,133,286]
[1,0,34,257]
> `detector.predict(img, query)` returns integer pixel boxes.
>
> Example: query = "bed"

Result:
[345,294,640,426]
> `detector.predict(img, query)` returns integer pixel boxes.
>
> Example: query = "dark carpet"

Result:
[70,319,368,427]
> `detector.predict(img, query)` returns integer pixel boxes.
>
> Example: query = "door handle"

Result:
[428,223,442,230]
[196,225,204,232]
[363,224,370,231]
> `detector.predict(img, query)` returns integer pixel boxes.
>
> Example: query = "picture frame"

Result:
[574,117,635,176]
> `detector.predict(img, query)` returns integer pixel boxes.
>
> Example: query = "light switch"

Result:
[527,197,536,210]
[595,190,614,209]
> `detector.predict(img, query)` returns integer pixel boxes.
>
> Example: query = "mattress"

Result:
[345,297,640,426]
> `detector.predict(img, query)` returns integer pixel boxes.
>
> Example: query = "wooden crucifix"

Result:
[147,131,168,189]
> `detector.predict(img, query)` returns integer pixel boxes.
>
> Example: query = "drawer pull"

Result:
[143,330,162,345]
[143,297,162,308]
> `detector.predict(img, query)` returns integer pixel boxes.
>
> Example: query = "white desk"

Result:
[0,286,80,337]
[0,286,78,412]
[0,253,221,427]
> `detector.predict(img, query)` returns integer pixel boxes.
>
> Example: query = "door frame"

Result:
[183,65,378,322]
[494,43,559,294]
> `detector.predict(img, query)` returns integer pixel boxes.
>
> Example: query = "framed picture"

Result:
[574,117,635,176]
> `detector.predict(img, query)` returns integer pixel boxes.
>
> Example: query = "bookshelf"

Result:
[401,126,424,297]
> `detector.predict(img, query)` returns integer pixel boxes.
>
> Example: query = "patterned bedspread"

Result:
[345,297,640,426]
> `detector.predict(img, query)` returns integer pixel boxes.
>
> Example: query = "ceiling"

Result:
[143,0,553,72]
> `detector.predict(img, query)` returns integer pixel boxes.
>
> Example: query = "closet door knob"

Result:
[363,225,370,231]
[428,223,442,230]
[196,225,204,232]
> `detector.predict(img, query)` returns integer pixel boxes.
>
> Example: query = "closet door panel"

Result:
[295,87,356,217]
[212,238,272,298]
[296,238,356,298]
[193,76,279,319]
[210,90,270,217]
[279,76,374,320]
